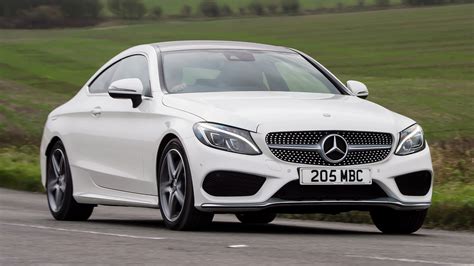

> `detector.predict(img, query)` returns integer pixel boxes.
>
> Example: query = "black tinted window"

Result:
[88,63,117,94]
[111,55,151,97]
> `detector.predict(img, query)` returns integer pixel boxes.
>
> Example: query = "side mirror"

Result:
[347,80,369,99]
[108,78,143,108]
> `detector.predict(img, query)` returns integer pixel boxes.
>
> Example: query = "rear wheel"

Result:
[158,138,213,230]
[46,141,94,221]
[236,213,276,224]
[370,208,427,234]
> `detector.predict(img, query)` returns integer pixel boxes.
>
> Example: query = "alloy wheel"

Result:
[160,149,186,222]
[47,149,67,212]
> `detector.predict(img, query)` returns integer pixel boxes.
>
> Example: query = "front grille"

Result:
[273,180,387,201]
[266,131,393,166]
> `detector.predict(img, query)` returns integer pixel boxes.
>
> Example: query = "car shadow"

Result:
[86,218,389,236]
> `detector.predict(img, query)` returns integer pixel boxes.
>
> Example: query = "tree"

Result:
[248,0,264,15]
[0,0,103,27]
[281,0,299,14]
[375,0,390,7]
[267,3,279,14]
[149,6,162,19]
[107,0,146,19]
[220,4,233,16]
[83,0,102,18]
[107,0,122,17]
[402,0,447,5]
[181,5,192,17]
[59,0,102,18]
[18,5,64,28]
[122,0,146,19]
[1,0,51,17]
[199,0,220,17]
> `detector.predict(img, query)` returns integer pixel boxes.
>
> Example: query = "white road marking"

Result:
[346,254,473,266]
[0,222,167,240]
[227,244,249,248]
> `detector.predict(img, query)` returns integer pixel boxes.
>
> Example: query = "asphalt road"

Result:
[1,188,473,265]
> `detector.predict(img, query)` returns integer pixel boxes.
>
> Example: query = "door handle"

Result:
[91,107,102,117]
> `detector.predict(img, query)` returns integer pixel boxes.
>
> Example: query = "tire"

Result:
[236,213,276,224]
[370,208,428,234]
[158,138,213,230]
[46,140,94,221]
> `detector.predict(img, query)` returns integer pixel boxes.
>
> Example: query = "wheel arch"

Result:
[45,136,62,156]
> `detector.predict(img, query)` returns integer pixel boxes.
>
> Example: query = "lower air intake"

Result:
[395,171,432,196]
[203,171,266,197]
[273,180,387,201]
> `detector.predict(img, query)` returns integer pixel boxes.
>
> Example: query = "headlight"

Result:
[193,122,261,155]
[395,124,425,155]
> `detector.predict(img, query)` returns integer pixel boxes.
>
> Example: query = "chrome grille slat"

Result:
[268,144,391,151]
[266,131,393,166]
[267,144,322,151]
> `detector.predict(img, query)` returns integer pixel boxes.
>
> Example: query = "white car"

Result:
[40,41,433,234]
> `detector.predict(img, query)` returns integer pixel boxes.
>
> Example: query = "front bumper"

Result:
[182,134,433,213]
[200,198,431,213]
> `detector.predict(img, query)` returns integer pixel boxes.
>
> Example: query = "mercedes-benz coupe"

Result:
[41,41,433,234]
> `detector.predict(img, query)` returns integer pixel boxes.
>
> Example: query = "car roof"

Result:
[151,40,293,53]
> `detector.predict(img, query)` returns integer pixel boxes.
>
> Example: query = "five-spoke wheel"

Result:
[47,149,67,212]
[158,138,213,230]
[159,149,186,222]
[46,140,94,221]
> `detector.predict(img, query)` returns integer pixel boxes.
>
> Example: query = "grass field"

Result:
[0,4,473,229]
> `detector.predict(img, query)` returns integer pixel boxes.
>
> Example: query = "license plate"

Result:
[299,168,371,185]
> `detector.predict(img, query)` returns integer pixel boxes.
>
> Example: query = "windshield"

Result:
[161,50,342,94]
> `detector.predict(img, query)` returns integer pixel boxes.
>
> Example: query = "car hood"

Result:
[162,91,414,134]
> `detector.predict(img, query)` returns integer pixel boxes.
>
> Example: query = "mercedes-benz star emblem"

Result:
[320,134,348,163]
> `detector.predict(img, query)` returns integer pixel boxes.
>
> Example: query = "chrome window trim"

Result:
[86,52,153,97]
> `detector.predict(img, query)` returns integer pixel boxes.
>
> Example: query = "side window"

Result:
[88,63,118,94]
[110,55,151,97]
